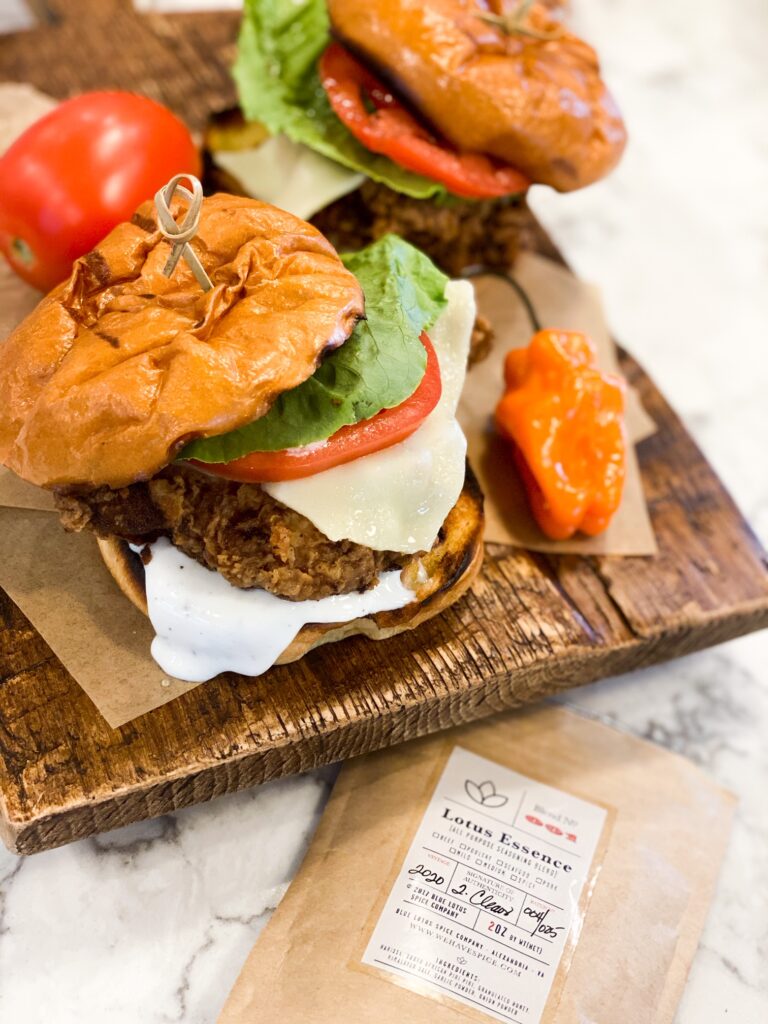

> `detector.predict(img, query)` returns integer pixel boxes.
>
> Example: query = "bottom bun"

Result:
[96,470,485,668]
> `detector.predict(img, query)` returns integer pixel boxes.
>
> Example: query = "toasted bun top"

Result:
[327,0,627,191]
[0,194,364,489]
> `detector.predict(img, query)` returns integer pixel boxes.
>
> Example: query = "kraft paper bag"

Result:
[218,706,734,1024]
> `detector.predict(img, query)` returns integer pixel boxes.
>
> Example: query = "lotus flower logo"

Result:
[464,779,508,809]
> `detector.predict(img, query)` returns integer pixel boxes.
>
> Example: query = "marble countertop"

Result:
[1,0,767,1021]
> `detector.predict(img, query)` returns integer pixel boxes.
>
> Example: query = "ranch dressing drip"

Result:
[133,539,414,683]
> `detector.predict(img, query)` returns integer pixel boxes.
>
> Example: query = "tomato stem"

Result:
[10,237,35,267]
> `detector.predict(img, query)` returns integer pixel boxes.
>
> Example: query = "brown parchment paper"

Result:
[218,706,734,1024]
[460,254,657,555]
[0,250,40,335]
[0,467,54,511]
[0,508,197,726]
[0,231,52,515]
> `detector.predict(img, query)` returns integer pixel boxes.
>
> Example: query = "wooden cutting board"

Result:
[1,2,767,855]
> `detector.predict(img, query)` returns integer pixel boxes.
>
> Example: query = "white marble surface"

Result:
[1,0,767,1020]
[0,1,34,37]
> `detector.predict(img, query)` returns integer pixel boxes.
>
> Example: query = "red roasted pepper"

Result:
[495,330,627,540]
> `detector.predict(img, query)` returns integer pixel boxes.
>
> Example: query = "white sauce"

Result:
[134,539,414,683]
[213,134,365,221]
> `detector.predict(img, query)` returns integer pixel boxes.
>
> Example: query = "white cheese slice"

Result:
[136,538,414,683]
[264,279,476,554]
[213,135,365,221]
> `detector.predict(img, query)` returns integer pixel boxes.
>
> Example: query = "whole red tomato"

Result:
[0,91,201,291]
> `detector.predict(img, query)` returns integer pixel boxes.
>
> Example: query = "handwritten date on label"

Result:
[523,905,564,940]
[407,864,445,887]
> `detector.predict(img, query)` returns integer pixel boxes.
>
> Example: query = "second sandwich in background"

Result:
[210,0,626,274]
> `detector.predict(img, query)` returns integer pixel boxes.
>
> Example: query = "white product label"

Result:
[362,747,607,1024]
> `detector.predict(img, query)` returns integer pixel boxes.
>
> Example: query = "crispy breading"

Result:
[311,179,532,276]
[55,466,402,602]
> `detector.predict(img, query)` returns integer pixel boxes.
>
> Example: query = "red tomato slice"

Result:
[189,332,442,483]
[319,42,529,200]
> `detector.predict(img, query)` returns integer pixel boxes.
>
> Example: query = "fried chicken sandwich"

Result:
[0,189,483,682]
[209,0,627,274]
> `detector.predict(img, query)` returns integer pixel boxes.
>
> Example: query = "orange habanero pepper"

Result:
[495,330,627,540]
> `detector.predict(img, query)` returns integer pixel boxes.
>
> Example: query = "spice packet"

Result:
[218,706,734,1024]
[459,254,657,555]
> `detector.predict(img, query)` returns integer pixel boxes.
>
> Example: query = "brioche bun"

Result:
[327,0,626,191]
[97,471,484,667]
[0,194,364,491]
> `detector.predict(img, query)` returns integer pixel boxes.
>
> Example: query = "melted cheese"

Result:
[265,279,475,554]
[137,538,413,683]
[213,135,364,220]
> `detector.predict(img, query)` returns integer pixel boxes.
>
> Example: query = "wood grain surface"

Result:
[1,2,767,855]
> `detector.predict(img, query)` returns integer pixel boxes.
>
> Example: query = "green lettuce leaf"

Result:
[181,235,449,462]
[233,0,447,200]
